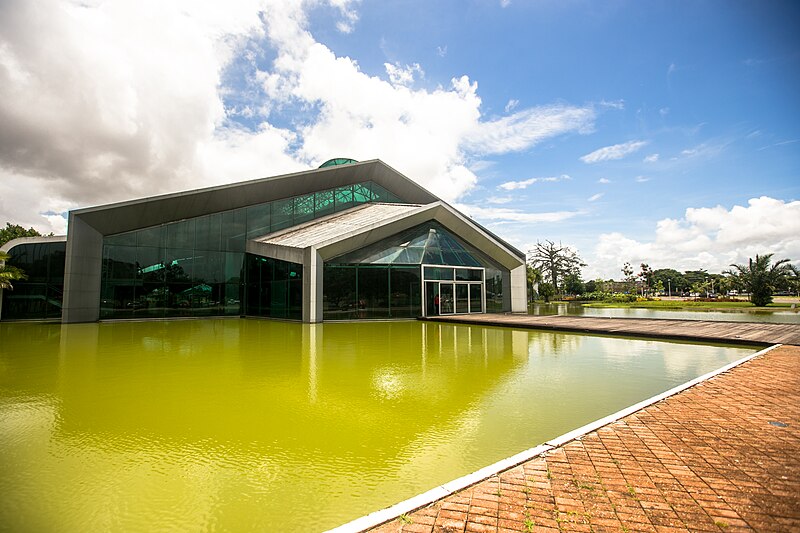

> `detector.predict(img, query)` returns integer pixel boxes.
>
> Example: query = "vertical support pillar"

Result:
[509,264,527,313]
[302,247,324,323]
[63,214,104,323]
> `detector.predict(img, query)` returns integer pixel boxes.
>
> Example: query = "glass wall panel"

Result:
[469,284,483,313]
[293,194,315,225]
[357,267,390,318]
[323,266,357,320]
[243,254,302,320]
[455,284,469,314]
[485,267,504,313]
[138,225,164,248]
[167,219,195,250]
[195,214,221,251]
[423,266,454,280]
[353,183,371,203]
[271,198,293,231]
[390,267,421,318]
[222,208,246,252]
[246,204,270,240]
[0,239,66,320]
[314,190,335,218]
[334,185,355,212]
[456,268,482,281]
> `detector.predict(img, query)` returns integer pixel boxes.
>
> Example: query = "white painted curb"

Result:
[325,343,780,533]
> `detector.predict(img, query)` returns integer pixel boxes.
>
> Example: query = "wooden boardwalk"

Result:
[422,314,800,346]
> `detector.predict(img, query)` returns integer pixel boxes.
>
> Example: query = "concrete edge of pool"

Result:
[324,343,782,533]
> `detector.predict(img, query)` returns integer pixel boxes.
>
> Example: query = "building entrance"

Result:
[422,265,485,317]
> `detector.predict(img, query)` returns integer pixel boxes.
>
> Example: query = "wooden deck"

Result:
[422,314,800,345]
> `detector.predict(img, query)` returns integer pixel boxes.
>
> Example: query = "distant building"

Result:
[1,159,526,323]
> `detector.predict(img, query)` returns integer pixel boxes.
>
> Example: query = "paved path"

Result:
[423,314,800,346]
[369,344,800,533]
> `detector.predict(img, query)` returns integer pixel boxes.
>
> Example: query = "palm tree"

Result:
[0,251,27,290]
[724,254,796,307]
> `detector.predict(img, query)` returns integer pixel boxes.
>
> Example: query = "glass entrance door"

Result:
[439,283,454,314]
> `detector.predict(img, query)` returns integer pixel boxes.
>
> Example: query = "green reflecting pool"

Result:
[0,319,756,532]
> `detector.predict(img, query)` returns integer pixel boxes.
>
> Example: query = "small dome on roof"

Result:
[319,158,358,168]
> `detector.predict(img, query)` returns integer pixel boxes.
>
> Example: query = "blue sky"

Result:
[0,0,798,278]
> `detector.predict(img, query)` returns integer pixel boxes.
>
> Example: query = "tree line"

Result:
[527,240,799,307]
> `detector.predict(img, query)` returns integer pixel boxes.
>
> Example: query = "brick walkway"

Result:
[369,345,800,533]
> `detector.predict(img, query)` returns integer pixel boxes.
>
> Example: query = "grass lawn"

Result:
[581,300,795,311]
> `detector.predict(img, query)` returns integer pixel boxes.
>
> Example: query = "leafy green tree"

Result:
[563,272,585,295]
[538,282,555,303]
[527,240,585,296]
[526,265,543,302]
[725,254,797,307]
[651,268,687,296]
[0,251,27,290]
[0,222,47,247]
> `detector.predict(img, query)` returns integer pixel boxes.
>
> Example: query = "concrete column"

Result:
[302,247,324,323]
[63,215,104,323]
[509,264,527,313]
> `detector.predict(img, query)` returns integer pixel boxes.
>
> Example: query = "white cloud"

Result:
[0,0,597,231]
[587,193,604,202]
[500,0,511,7]
[643,153,659,163]
[659,107,669,116]
[454,203,582,224]
[504,98,519,113]
[635,175,651,183]
[498,174,571,191]
[487,196,513,204]
[580,140,648,163]
[597,177,611,184]
[436,45,447,57]
[384,62,424,86]
[586,196,800,279]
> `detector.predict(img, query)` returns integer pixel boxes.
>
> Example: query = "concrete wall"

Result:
[62,215,103,323]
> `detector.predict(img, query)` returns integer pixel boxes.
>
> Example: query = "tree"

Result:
[526,265,543,302]
[621,262,635,293]
[638,263,654,296]
[528,240,585,295]
[725,254,797,307]
[0,251,27,290]
[652,268,687,296]
[0,222,47,247]
[538,282,555,303]
[563,272,585,295]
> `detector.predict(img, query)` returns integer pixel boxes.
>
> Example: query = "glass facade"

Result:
[244,255,303,320]
[100,181,398,320]
[324,222,507,320]
[1,241,66,320]
[323,265,421,320]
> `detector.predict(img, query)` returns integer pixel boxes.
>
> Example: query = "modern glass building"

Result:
[0,159,527,322]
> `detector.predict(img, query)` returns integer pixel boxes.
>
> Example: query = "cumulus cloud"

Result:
[643,153,659,163]
[0,0,597,232]
[586,197,800,279]
[580,140,648,163]
[587,193,603,202]
[635,175,651,183]
[384,62,424,86]
[597,178,611,184]
[498,174,570,191]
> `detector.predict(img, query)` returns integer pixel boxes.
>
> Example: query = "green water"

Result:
[0,319,756,532]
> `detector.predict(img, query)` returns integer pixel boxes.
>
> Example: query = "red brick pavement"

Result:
[370,345,800,533]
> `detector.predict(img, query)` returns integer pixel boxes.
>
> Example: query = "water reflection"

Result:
[530,302,800,323]
[0,319,755,532]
